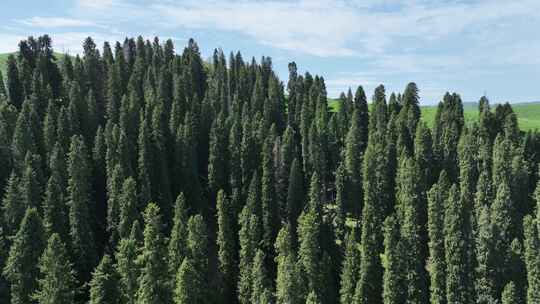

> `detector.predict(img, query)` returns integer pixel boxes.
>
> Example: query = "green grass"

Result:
[329,98,540,131]
[0,53,10,77]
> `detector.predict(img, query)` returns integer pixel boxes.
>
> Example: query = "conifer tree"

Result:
[168,193,188,282]
[275,224,300,304]
[474,206,497,304]
[427,174,448,304]
[382,215,404,304]
[137,203,170,304]
[33,233,77,304]
[2,171,24,235]
[174,258,202,304]
[216,190,237,301]
[251,249,273,304]
[286,157,304,233]
[444,185,473,304]
[67,135,97,284]
[396,157,428,303]
[3,208,45,304]
[523,215,540,304]
[118,177,139,240]
[187,214,208,283]
[339,228,360,304]
[238,209,261,304]
[501,282,518,304]
[261,137,279,255]
[116,221,141,304]
[297,209,321,299]
[89,254,121,304]
[6,54,23,108]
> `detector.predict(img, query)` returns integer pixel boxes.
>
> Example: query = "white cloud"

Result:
[77,0,116,10]
[19,17,97,28]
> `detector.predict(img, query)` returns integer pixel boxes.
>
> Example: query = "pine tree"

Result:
[3,208,45,304]
[286,157,304,234]
[444,185,473,304]
[297,209,321,299]
[118,177,139,240]
[501,281,518,304]
[216,189,237,301]
[89,254,121,304]
[396,157,428,303]
[261,136,279,255]
[6,54,23,108]
[67,135,97,284]
[275,224,300,304]
[187,214,209,298]
[474,206,497,304]
[174,258,202,304]
[33,233,77,304]
[344,108,365,218]
[2,171,24,235]
[116,221,141,304]
[339,228,360,304]
[251,249,273,304]
[137,203,170,303]
[523,215,540,304]
[238,209,261,304]
[382,215,404,304]
[427,174,448,304]
[43,166,69,240]
[168,193,189,282]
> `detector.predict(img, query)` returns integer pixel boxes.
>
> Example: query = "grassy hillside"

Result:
[329,98,540,131]
[0,53,9,76]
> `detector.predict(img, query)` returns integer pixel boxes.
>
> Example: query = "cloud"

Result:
[19,17,97,28]
[77,0,116,10]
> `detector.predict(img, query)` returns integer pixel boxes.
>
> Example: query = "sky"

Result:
[1,0,539,104]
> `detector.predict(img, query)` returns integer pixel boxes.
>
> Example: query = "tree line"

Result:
[0,35,539,304]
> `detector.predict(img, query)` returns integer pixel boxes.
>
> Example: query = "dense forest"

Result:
[0,35,539,304]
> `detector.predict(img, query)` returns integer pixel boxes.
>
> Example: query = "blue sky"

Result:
[1,0,539,104]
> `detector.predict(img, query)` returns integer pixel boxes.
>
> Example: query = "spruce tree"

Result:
[444,185,473,304]
[251,249,273,304]
[3,208,45,304]
[297,209,321,300]
[67,135,97,284]
[474,206,497,304]
[116,221,141,304]
[187,214,209,298]
[523,215,540,304]
[33,233,77,304]
[382,215,404,304]
[118,177,139,240]
[168,193,188,282]
[137,203,170,303]
[89,254,121,304]
[174,258,202,304]
[339,228,360,304]
[427,174,448,304]
[216,189,237,301]
[2,171,24,235]
[501,282,518,304]
[275,224,300,304]
[6,54,23,108]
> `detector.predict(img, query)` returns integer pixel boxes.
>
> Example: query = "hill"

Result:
[329,98,540,131]
[0,53,9,76]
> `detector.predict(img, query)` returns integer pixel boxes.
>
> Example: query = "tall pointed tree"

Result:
[33,233,77,304]
[67,135,97,284]
[137,203,170,304]
[3,208,45,304]
[89,254,121,304]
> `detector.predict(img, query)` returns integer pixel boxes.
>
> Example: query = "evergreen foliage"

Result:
[0,35,537,304]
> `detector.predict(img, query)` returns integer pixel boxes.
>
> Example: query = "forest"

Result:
[0,35,539,304]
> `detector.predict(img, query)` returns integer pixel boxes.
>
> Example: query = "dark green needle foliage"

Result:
[0,34,537,304]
